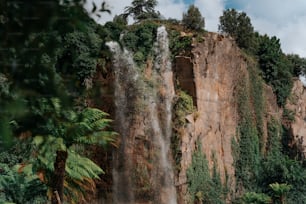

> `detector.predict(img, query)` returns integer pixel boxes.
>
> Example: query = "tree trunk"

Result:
[51,150,68,204]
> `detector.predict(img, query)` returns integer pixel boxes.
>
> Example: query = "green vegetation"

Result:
[0,1,117,203]
[173,90,194,126]
[187,144,225,204]
[219,9,295,107]
[182,5,205,31]
[219,9,255,50]
[1,1,306,204]
[122,21,158,65]
[234,70,261,191]
[286,54,306,76]
[241,192,271,204]
[172,90,194,172]
[269,183,292,204]
[0,163,47,204]
[168,29,192,58]
[123,0,160,22]
[255,34,293,106]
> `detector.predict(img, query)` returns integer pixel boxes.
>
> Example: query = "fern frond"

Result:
[75,130,117,146]
[80,108,110,124]
[64,177,96,204]
[68,107,117,146]
[65,149,104,181]
[63,150,103,203]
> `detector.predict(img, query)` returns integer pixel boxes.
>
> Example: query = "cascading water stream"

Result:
[106,42,138,204]
[107,26,177,204]
[151,26,177,204]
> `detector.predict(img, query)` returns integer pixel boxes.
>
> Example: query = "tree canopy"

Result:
[182,5,205,31]
[0,0,117,203]
[256,34,293,106]
[219,9,255,50]
[124,0,160,22]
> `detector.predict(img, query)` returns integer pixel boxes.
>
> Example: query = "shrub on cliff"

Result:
[122,21,158,65]
[256,35,293,106]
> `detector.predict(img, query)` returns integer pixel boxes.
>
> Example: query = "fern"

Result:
[68,108,117,147]
[0,163,47,204]
[65,149,104,180]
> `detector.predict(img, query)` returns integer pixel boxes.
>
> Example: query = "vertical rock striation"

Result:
[174,33,245,202]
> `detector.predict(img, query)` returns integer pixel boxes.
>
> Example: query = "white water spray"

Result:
[107,26,177,204]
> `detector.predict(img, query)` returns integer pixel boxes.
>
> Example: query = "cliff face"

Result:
[174,33,243,202]
[102,29,283,203]
[285,80,306,159]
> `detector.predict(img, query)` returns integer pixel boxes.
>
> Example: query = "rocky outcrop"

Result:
[285,80,306,159]
[174,33,244,202]
[99,30,283,204]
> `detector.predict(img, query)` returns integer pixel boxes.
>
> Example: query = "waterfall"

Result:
[151,26,177,204]
[106,42,138,204]
[107,26,177,204]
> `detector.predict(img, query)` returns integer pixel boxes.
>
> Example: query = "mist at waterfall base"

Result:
[107,26,177,204]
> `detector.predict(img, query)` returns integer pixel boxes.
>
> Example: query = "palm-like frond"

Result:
[65,149,104,180]
[64,177,96,204]
[28,107,117,202]
[63,150,103,203]
[66,108,117,147]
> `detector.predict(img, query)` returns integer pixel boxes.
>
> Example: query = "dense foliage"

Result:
[123,0,160,22]
[0,0,117,203]
[255,34,293,106]
[1,1,306,203]
[182,5,205,31]
[233,63,306,203]
[219,9,295,107]
[219,9,255,50]
[122,21,158,65]
[234,64,261,191]
[187,144,225,204]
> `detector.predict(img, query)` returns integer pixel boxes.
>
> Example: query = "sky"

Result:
[85,0,306,57]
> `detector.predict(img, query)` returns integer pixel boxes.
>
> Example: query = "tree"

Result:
[286,54,306,76]
[256,35,293,106]
[124,0,160,22]
[30,107,116,204]
[182,5,205,31]
[269,183,292,204]
[219,9,255,50]
[0,0,116,202]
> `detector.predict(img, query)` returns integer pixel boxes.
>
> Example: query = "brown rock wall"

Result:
[175,33,245,203]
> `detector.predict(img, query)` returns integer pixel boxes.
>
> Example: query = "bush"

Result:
[241,192,271,204]
[122,21,158,65]
[173,90,194,126]
[168,29,192,58]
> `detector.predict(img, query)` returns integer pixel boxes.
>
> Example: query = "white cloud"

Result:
[194,0,225,31]
[156,0,186,20]
[86,0,187,24]
[235,0,306,57]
